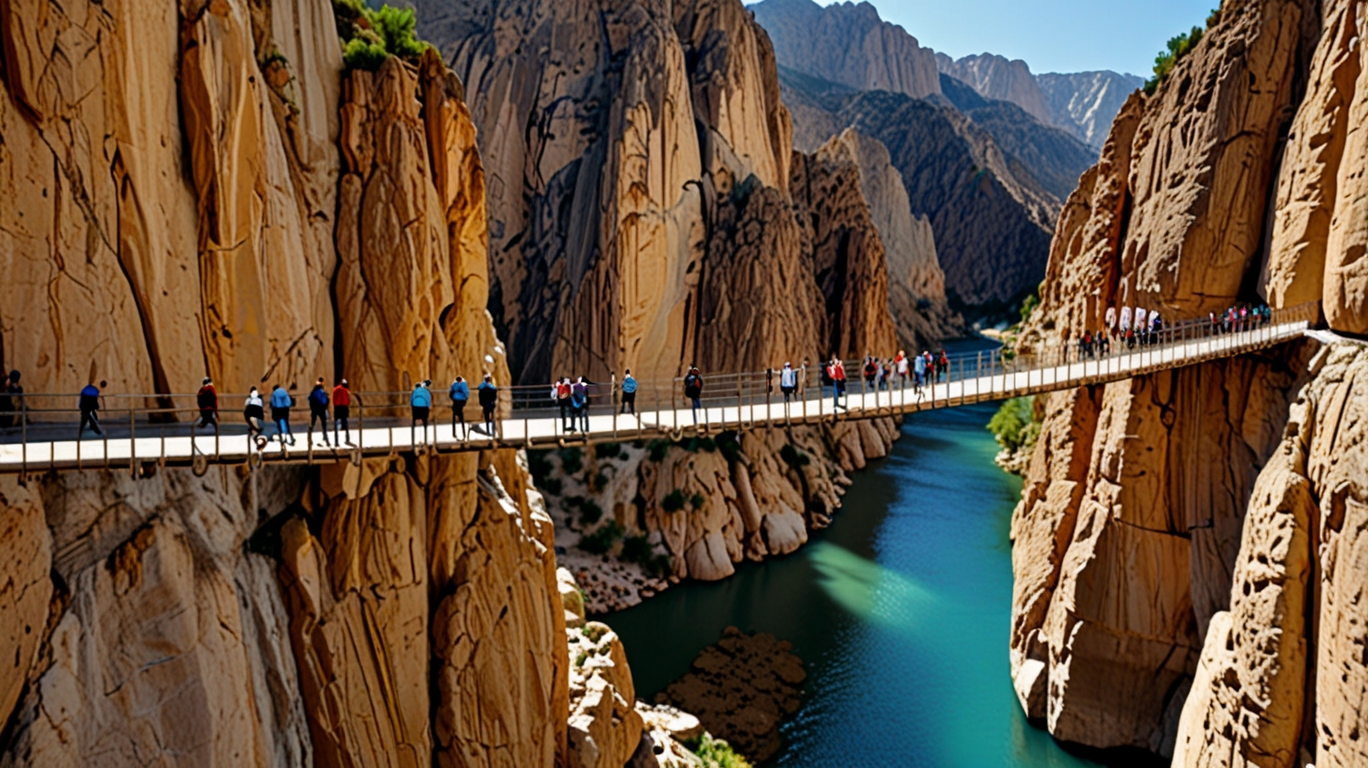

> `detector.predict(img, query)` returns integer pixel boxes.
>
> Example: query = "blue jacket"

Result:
[411,386,432,408]
[79,384,100,412]
[621,375,637,394]
[478,381,497,407]
[449,381,469,402]
[913,356,926,374]
[270,388,292,409]
[571,383,587,408]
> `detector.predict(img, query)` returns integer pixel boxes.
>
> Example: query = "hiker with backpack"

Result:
[308,378,331,446]
[332,379,352,445]
[478,375,498,436]
[449,376,469,438]
[571,376,589,431]
[684,367,703,424]
[196,377,219,430]
[270,384,295,445]
[620,369,637,415]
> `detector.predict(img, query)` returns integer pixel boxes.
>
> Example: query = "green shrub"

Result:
[690,493,705,511]
[371,5,427,59]
[648,439,672,462]
[579,521,624,555]
[591,471,609,492]
[558,447,584,475]
[662,490,687,513]
[620,534,651,564]
[688,734,752,768]
[332,0,432,72]
[342,37,388,72]
[1144,25,1204,95]
[1019,288,1040,324]
[594,442,622,460]
[579,499,603,526]
[988,396,1040,454]
[779,443,810,469]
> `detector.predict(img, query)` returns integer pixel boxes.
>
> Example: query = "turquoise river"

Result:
[602,402,1105,767]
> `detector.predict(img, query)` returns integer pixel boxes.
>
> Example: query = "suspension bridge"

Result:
[0,303,1319,478]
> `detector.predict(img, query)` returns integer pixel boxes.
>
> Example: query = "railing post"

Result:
[736,374,743,431]
[611,373,618,440]
[20,393,27,480]
[130,406,137,479]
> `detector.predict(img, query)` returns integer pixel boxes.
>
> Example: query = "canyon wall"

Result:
[0,0,588,765]
[1012,0,1368,764]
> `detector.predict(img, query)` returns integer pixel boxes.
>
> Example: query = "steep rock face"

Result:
[1022,0,1309,353]
[1266,0,1368,335]
[838,90,1056,306]
[1011,348,1310,753]
[1037,71,1145,150]
[1008,0,1368,760]
[1172,343,1368,768]
[3,467,313,767]
[0,2,573,766]
[936,52,1052,125]
[749,0,940,100]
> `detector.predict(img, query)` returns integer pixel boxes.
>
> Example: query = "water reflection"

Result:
[808,541,936,633]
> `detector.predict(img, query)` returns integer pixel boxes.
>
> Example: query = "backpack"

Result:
[310,387,328,408]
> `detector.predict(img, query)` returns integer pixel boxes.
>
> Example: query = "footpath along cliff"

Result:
[416,0,923,610]
[0,0,689,765]
[1009,0,1368,765]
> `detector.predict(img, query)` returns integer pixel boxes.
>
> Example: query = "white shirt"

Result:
[780,367,797,388]
[1135,308,1148,330]
[1119,306,1133,330]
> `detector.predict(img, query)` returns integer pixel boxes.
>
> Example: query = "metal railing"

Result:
[0,301,1319,477]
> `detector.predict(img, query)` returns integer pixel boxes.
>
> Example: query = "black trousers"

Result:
[79,410,102,436]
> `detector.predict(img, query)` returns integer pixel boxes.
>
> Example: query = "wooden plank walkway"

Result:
[0,315,1314,476]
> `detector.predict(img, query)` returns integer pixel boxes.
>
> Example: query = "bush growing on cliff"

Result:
[558,446,584,475]
[333,0,432,72]
[688,734,752,768]
[662,490,687,513]
[988,396,1040,454]
[579,521,624,555]
[779,443,810,469]
[1144,24,1205,95]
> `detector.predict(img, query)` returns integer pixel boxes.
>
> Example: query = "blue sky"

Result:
[826,0,1218,76]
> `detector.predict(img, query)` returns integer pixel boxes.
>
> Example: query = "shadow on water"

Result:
[601,393,1115,767]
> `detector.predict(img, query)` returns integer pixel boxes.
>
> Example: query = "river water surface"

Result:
[603,401,1102,767]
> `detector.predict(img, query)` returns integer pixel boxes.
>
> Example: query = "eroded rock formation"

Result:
[1012,0,1368,762]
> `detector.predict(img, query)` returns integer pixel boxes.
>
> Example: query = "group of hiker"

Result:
[1210,304,1272,335]
[1074,303,1275,362]
[5,372,499,447]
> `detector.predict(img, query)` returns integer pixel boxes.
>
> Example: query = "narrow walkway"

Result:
[0,308,1316,476]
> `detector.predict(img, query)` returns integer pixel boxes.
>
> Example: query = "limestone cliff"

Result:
[1011,0,1368,762]
[1037,70,1145,150]
[0,1,581,766]
[749,0,941,100]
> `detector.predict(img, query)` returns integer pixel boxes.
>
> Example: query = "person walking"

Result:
[572,376,589,432]
[78,380,105,437]
[913,351,926,392]
[244,386,265,442]
[1120,306,1133,341]
[1105,306,1117,339]
[556,377,573,431]
[895,351,909,389]
[332,379,352,445]
[830,357,846,411]
[862,356,878,392]
[449,376,469,438]
[937,351,949,382]
[308,378,331,446]
[410,381,432,445]
[766,367,774,396]
[620,369,637,415]
[478,374,498,436]
[684,366,703,424]
[196,377,219,430]
[270,384,295,444]
[780,362,797,403]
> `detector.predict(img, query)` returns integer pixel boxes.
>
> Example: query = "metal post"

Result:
[130,406,137,479]
[611,373,618,440]
[20,393,27,480]
[358,396,364,457]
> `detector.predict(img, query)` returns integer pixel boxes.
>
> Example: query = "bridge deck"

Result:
[0,313,1313,476]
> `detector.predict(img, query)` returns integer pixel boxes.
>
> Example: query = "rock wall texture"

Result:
[0,1,589,766]
[1012,0,1368,762]
[749,0,941,101]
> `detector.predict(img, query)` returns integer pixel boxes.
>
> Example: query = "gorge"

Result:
[1,0,1366,766]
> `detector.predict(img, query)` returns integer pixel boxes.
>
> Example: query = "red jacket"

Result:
[831,362,846,381]
[332,386,351,407]
[197,384,218,411]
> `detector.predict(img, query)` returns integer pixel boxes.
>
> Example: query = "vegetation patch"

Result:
[1144,9,1221,95]
[333,0,433,72]
[579,521,624,555]
[558,446,584,475]
[620,534,672,577]
[687,734,753,768]
[578,499,604,526]
[662,490,687,513]
[594,442,622,460]
[779,444,810,469]
[988,396,1040,455]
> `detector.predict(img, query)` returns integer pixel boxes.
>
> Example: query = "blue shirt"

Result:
[621,375,637,394]
[411,387,432,408]
[914,357,926,374]
[449,381,469,401]
[270,388,292,409]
